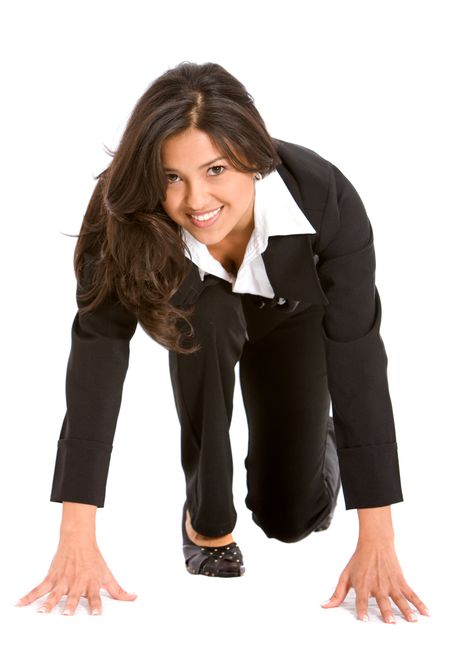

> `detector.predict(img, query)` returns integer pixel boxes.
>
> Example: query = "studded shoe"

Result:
[181,500,245,577]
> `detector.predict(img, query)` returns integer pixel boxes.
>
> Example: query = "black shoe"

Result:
[181,500,245,577]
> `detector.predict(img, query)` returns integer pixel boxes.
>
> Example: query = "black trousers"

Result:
[168,276,341,544]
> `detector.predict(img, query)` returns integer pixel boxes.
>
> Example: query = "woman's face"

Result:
[160,127,256,247]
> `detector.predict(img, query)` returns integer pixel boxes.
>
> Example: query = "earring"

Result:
[254,172,262,180]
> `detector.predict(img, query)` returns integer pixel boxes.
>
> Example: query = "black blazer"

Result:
[50,138,404,511]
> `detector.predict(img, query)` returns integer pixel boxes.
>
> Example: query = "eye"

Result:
[208,165,226,176]
[165,164,226,184]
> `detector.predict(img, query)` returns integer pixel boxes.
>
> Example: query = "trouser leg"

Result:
[168,278,247,537]
[239,301,342,543]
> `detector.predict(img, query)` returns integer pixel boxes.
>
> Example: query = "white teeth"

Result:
[190,207,221,221]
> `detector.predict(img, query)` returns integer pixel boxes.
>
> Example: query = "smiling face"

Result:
[160,127,256,248]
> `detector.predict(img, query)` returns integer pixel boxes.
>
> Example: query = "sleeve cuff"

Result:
[337,441,404,509]
[49,438,112,508]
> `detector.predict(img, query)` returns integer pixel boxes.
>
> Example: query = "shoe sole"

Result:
[185,563,245,577]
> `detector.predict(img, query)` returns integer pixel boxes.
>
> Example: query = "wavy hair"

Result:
[71,61,281,353]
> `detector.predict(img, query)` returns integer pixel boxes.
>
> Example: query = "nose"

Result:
[184,179,211,212]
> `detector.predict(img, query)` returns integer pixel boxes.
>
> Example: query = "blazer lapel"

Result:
[168,256,206,308]
[260,234,328,305]
[260,163,329,306]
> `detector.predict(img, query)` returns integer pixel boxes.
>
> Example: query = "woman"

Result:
[15,61,429,622]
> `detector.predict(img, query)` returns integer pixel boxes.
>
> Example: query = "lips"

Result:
[188,206,223,228]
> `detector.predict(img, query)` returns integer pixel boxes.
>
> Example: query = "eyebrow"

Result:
[162,155,228,172]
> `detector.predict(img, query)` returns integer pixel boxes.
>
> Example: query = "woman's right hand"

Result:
[15,533,138,616]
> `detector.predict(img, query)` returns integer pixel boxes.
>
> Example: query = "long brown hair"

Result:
[71,61,281,353]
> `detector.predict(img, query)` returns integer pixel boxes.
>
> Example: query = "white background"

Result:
[1,0,448,660]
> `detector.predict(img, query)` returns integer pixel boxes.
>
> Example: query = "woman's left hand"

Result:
[320,539,431,623]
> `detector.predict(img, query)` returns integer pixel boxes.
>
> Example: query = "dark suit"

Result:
[50,137,404,528]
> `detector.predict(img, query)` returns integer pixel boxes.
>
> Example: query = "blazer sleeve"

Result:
[50,255,138,508]
[316,163,404,510]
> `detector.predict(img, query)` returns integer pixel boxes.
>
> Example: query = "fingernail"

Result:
[424,607,431,616]
[37,606,48,613]
[386,615,396,623]
[361,614,369,621]
[14,600,22,607]
[92,609,100,616]
[320,599,331,606]
[62,609,71,615]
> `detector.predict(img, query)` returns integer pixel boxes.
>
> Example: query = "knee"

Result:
[250,489,336,542]
[251,511,317,544]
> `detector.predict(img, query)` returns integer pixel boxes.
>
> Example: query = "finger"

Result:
[88,592,102,616]
[37,589,65,614]
[320,574,349,608]
[375,593,396,624]
[391,592,418,622]
[104,579,138,601]
[355,591,370,622]
[15,580,54,607]
[61,590,83,616]
[401,584,431,617]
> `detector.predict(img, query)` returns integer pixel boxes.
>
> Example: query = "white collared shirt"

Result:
[180,168,316,298]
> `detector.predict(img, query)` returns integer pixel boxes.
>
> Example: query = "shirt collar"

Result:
[180,167,316,263]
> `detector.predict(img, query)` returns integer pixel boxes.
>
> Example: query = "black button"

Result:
[270,296,300,313]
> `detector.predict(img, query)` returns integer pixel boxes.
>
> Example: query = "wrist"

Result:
[357,505,395,542]
[60,501,98,538]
